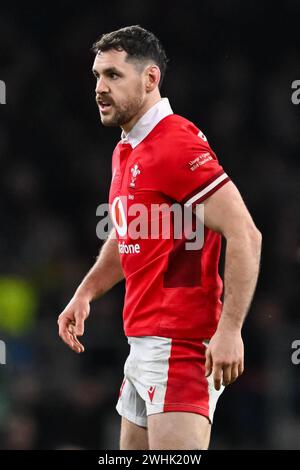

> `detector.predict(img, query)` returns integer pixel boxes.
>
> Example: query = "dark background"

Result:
[0,0,299,449]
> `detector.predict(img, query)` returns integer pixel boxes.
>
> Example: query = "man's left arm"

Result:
[194,181,262,391]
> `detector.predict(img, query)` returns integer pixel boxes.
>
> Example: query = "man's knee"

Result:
[120,417,149,450]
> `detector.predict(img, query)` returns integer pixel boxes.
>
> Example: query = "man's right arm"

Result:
[57,229,123,353]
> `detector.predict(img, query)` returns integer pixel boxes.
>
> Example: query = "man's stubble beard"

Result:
[101,85,144,128]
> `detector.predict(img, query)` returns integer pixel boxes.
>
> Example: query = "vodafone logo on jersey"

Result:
[111,196,141,254]
[111,196,127,237]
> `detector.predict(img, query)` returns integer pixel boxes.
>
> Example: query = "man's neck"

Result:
[121,93,162,134]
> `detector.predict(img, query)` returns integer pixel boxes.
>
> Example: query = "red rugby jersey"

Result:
[108,99,230,339]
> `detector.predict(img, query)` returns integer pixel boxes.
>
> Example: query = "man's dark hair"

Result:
[92,25,168,89]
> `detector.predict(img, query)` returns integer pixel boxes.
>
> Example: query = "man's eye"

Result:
[110,73,118,79]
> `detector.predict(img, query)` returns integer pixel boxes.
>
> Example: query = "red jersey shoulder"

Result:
[149,114,218,175]
[111,140,122,168]
[148,115,226,203]
[150,115,217,161]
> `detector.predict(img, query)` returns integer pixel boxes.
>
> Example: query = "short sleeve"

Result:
[160,125,230,208]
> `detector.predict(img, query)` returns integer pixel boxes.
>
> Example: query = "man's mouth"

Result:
[97,99,113,113]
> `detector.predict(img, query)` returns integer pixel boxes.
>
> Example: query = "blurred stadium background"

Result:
[0,0,299,449]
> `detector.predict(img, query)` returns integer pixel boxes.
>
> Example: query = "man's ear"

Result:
[145,64,161,92]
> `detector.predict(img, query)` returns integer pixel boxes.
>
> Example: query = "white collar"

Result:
[120,97,173,148]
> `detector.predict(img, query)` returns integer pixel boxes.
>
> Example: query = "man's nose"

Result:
[95,76,109,94]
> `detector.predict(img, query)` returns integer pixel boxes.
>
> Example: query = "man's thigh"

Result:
[148,412,211,450]
[120,417,149,450]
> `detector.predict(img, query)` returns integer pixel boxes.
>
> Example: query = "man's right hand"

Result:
[57,295,90,353]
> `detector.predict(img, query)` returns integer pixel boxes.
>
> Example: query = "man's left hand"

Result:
[205,329,244,391]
